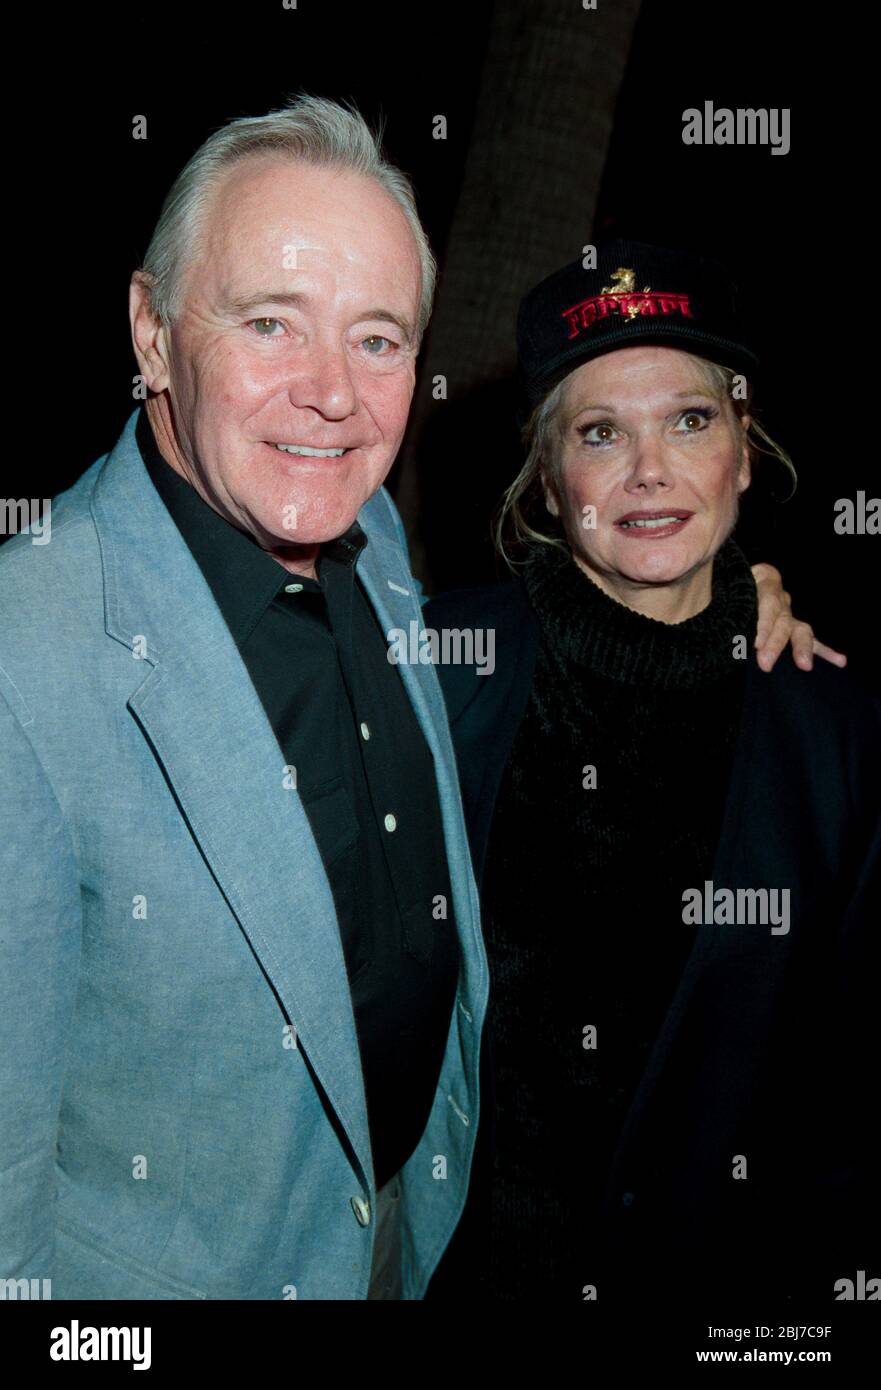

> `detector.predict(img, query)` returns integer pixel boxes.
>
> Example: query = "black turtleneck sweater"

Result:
[479,538,759,1300]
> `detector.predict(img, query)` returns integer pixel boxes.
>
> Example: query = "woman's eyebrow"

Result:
[567,393,722,426]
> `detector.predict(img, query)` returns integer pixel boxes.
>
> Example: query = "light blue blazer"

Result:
[0,410,488,1300]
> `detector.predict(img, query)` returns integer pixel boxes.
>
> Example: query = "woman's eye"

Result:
[250,318,284,337]
[580,422,618,447]
[361,335,394,354]
[674,407,715,432]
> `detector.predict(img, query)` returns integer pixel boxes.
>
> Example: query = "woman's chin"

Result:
[572,543,715,615]
[578,556,693,590]
[608,539,711,589]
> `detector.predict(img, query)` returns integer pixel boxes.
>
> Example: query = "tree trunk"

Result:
[394,0,643,590]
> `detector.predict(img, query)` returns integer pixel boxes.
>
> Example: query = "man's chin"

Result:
[262,508,364,552]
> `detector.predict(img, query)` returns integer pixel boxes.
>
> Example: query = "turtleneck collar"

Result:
[522,537,758,691]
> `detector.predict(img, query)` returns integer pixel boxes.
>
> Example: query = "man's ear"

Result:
[130,273,172,393]
[736,413,752,495]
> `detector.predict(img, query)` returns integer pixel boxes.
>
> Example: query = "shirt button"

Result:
[383,813,397,833]
[351,1195,371,1227]
[284,583,304,595]
[360,722,371,741]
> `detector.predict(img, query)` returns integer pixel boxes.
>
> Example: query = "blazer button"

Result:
[351,1195,371,1227]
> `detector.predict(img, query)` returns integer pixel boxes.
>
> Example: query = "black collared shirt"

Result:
[136,410,459,1188]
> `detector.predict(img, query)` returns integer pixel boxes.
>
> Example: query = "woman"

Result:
[425,241,879,1305]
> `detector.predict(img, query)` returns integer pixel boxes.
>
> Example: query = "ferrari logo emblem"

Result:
[601,268,651,319]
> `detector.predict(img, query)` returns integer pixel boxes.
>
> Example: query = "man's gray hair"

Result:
[139,94,436,344]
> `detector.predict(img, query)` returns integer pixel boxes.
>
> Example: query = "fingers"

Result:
[755,610,794,671]
[787,620,817,670]
[750,564,848,673]
[753,571,790,652]
[756,623,849,672]
[812,639,848,668]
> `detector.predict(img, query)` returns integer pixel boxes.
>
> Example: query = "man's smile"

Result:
[270,442,351,457]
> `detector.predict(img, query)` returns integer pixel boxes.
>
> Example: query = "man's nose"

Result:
[287,342,358,420]
[625,435,673,490]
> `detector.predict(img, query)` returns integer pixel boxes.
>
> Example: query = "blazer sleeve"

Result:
[0,689,82,1281]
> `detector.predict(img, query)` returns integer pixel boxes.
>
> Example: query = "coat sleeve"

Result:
[0,688,82,1281]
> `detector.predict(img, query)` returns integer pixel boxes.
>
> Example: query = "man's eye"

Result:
[674,407,716,432]
[361,335,395,354]
[250,318,284,337]
[579,422,617,447]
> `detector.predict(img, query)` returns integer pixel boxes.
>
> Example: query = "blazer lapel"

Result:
[91,415,373,1185]
[353,516,485,1013]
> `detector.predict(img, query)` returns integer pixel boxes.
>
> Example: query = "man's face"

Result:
[136,156,422,553]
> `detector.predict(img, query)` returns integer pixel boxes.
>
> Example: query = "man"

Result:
[1,95,488,1302]
[0,96,821,1302]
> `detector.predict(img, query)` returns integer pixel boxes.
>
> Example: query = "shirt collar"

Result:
[136,408,368,644]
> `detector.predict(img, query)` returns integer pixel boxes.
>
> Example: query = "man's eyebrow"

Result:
[224,291,308,315]
[223,291,415,342]
[358,309,416,343]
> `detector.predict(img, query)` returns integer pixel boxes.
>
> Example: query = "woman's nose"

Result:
[625,438,673,489]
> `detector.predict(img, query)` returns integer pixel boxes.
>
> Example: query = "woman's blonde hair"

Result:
[493,354,796,570]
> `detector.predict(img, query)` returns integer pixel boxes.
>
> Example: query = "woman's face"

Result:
[543,346,751,619]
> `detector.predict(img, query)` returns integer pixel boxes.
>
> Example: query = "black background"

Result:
[5,0,876,692]
[2,0,877,1355]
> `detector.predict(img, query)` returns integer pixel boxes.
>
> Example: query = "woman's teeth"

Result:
[619,516,683,528]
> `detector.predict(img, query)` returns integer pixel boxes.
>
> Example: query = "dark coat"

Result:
[425,579,880,1304]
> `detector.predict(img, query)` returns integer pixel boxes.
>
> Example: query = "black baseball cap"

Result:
[517,239,759,417]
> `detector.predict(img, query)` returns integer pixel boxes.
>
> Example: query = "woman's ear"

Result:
[736,413,752,495]
[541,466,561,517]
